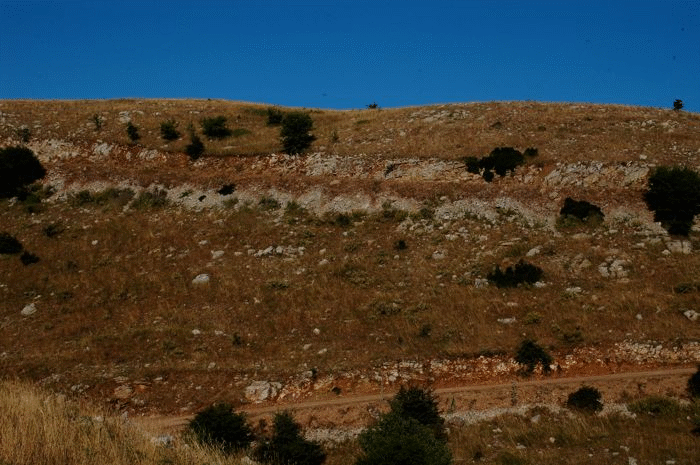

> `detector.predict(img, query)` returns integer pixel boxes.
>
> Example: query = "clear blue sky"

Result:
[1,0,698,111]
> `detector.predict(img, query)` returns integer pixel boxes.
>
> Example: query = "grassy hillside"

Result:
[0,99,699,421]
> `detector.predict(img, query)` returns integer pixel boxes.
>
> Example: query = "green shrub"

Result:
[267,107,285,126]
[463,156,481,174]
[91,114,103,131]
[20,251,39,265]
[514,339,552,374]
[0,232,23,254]
[281,112,315,155]
[254,411,326,465]
[487,260,543,288]
[644,166,700,236]
[674,99,684,111]
[628,395,681,416]
[131,189,169,209]
[185,133,205,160]
[0,146,46,199]
[355,411,452,465]
[160,120,180,141]
[126,122,140,142]
[559,197,604,223]
[231,128,252,137]
[566,386,602,412]
[217,184,236,196]
[201,116,232,139]
[485,147,525,177]
[366,102,379,109]
[389,386,446,441]
[689,365,700,398]
[187,403,253,454]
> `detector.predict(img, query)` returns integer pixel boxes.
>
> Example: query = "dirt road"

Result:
[134,366,697,436]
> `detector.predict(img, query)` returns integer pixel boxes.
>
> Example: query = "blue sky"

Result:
[1,0,698,111]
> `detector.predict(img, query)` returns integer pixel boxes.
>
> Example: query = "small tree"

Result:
[0,232,23,254]
[281,112,315,155]
[644,166,700,236]
[0,146,46,199]
[487,260,543,288]
[689,365,700,398]
[389,386,446,441]
[515,339,553,374]
[267,107,285,126]
[160,119,180,141]
[126,122,140,142]
[185,132,205,160]
[187,403,253,454]
[673,99,684,111]
[356,411,452,465]
[566,386,602,412]
[201,116,232,139]
[254,411,326,465]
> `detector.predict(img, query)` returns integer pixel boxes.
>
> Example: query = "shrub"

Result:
[20,251,39,265]
[201,116,232,139]
[514,339,552,374]
[644,166,700,236]
[487,260,543,288]
[523,147,539,158]
[281,112,315,155]
[389,386,446,441]
[566,386,602,412]
[126,122,140,142]
[0,145,46,199]
[559,197,604,223]
[628,395,681,416]
[16,126,31,143]
[187,402,253,454]
[91,114,103,131]
[217,183,236,196]
[267,107,285,126]
[131,189,169,209]
[463,156,481,174]
[254,411,326,465]
[185,133,205,160]
[0,232,23,254]
[674,99,684,111]
[486,147,524,177]
[355,411,452,465]
[689,365,700,398]
[366,102,379,109]
[160,120,180,141]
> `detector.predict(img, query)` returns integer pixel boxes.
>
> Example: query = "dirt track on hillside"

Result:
[134,366,697,437]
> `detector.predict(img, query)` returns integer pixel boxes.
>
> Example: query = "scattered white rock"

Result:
[317,348,328,355]
[192,273,210,285]
[21,303,37,316]
[192,329,202,335]
[474,278,489,288]
[113,385,133,399]
[318,259,329,266]
[666,240,692,254]
[526,246,541,257]
[497,317,516,325]
[313,328,321,335]
[245,381,282,403]
[432,250,446,260]
[683,310,699,321]
[211,250,225,259]
[636,313,643,321]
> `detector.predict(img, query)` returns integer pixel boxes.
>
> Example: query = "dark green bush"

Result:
[217,184,236,196]
[201,116,232,139]
[355,411,452,465]
[0,146,46,199]
[486,147,524,176]
[160,120,180,141]
[559,197,604,223]
[674,99,684,111]
[20,251,39,265]
[92,114,103,131]
[281,112,315,155]
[267,107,285,126]
[126,122,140,142]
[463,156,481,174]
[389,386,446,441]
[566,386,602,412]
[0,232,23,254]
[689,365,700,398]
[366,102,380,109]
[514,339,552,374]
[523,147,539,158]
[487,260,543,288]
[254,411,326,465]
[187,403,253,454]
[16,127,31,143]
[185,133,205,160]
[644,166,700,236]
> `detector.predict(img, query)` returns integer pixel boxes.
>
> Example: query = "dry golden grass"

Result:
[0,379,244,465]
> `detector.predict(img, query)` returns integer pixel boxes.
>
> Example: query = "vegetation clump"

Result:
[0,145,46,199]
[187,402,253,454]
[266,107,285,125]
[160,119,180,141]
[566,386,603,412]
[0,232,23,254]
[126,122,140,142]
[464,147,537,181]
[355,386,451,465]
[628,396,681,417]
[281,112,315,155]
[689,365,700,398]
[487,260,543,288]
[185,132,205,160]
[254,411,326,465]
[644,165,700,236]
[201,116,232,139]
[514,339,553,374]
[559,197,604,223]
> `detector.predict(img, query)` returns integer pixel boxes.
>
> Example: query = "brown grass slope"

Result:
[0,99,699,420]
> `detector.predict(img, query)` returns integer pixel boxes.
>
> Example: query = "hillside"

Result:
[1,99,699,426]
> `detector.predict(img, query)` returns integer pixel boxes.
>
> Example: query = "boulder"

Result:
[245,381,282,403]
